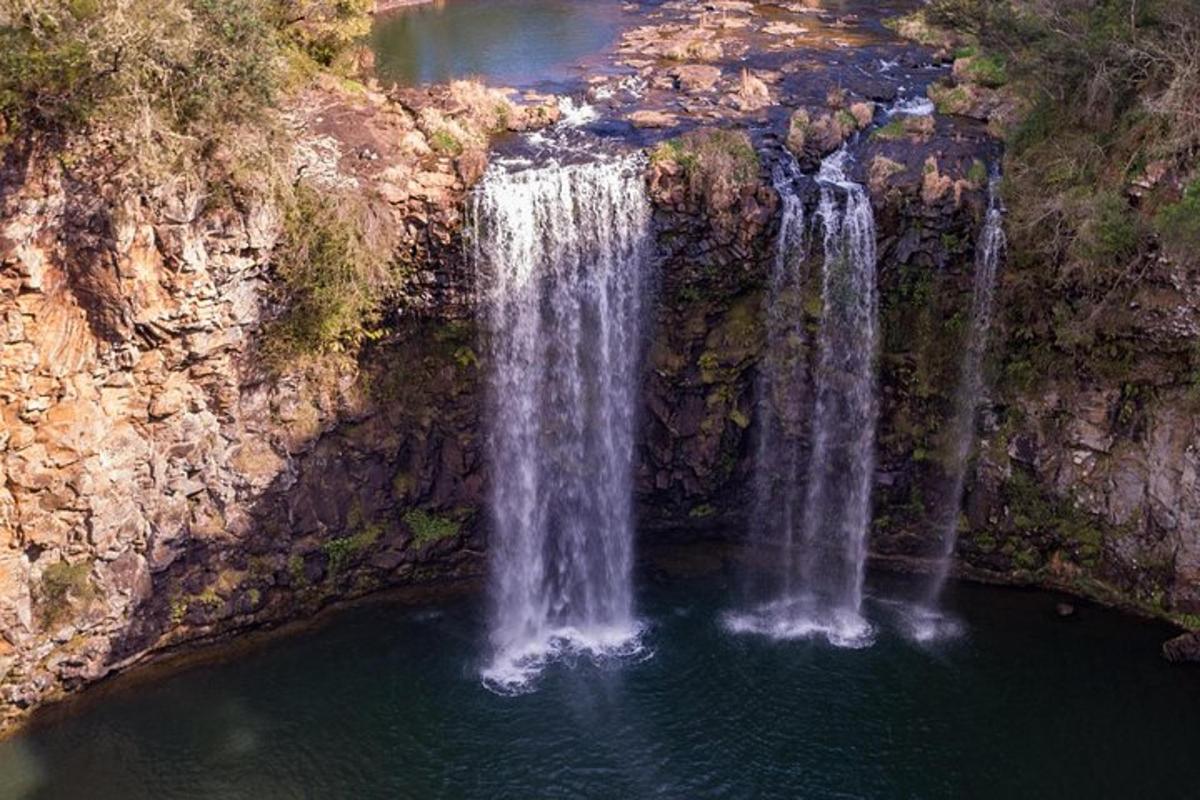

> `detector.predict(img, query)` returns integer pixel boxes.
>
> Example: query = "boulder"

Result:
[628,110,678,129]
[670,65,722,93]
[1162,631,1200,664]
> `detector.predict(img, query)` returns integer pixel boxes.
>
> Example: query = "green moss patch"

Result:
[35,560,95,626]
[404,509,462,548]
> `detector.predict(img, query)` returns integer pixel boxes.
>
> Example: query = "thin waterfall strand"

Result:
[910,174,1006,641]
[471,153,652,692]
[751,156,809,598]
[799,149,879,643]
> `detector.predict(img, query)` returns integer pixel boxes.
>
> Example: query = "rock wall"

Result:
[955,238,1200,619]
[0,144,485,726]
[0,79,520,730]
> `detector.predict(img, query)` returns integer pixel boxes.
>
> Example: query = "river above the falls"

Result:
[2,564,1197,799]
[370,0,630,88]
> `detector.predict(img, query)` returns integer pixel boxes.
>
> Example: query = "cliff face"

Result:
[0,152,297,712]
[1,64,1197,736]
[0,82,498,729]
[960,244,1200,616]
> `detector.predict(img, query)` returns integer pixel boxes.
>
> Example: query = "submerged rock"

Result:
[1162,632,1200,664]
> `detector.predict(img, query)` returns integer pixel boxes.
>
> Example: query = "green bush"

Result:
[1155,180,1200,265]
[36,559,94,625]
[265,184,394,361]
[652,128,760,212]
[964,53,1007,87]
[404,509,461,548]
[1071,190,1143,266]
[323,523,382,576]
[268,0,373,68]
[0,0,278,142]
[429,130,463,156]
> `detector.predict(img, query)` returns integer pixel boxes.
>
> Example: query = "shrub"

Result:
[35,559,94,625]
[265,184,395,362]
[323,523,382,575]
[1071,190,1143,266]
[288,554,308,587]
[963,53,1007,87]
[903,0,1200,382]
[928,83,972,115]
[652,128,760,212]
[0,0,279,143]
[268,0,373,68]
[1155,179,1200,266]
[429,130,463,156]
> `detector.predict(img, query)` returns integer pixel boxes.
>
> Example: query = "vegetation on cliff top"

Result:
[651,128,762,230]
[265,184,397,362]
[906,0,1199,388]
[0,0,371,148]
[0,0,399,364]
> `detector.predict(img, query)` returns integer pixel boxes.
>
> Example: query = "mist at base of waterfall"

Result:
[722,595,875,649]
[479,620,652,696]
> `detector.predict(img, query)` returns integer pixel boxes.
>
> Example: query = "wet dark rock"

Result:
[1162,632,1200,664]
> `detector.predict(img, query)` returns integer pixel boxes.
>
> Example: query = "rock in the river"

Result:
[1162,632,1200,664]
[671,64,723,94]
[629,110,679,129]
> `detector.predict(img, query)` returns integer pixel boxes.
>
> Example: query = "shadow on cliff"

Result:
[101,313,489,674]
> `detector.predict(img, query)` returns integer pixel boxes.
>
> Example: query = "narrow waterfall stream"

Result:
[798,149,881,644]
[470,152,653,691]
[729,148,880,647]
[750,157,810,600]
[912,174,1007,639]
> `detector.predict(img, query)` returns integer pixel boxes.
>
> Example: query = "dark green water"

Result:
[370,0,627,87]
[2,570,1198,799]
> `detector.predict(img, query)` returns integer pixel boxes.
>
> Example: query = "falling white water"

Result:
[726,147,879,648]
[749,156,810,601]
[909,174,1006,642]
[471,152,653,692]
[556,96,600,127]
[886,95,935,117]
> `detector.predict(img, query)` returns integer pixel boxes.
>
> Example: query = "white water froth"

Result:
[722,597,875,649]
[556,96,599,127]
[471,152,653,693]
[900,605,966,643]
[886,95,935,117]
[480,620,652,695]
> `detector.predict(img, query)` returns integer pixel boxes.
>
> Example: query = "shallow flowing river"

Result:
[2,568,1197,799]
[370,0,629,87]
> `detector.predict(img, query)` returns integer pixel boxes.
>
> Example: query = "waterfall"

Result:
[470,152,653,691]
[912,174,1006,639]
[728,148,880,648]
[750,157,810,600]
[797,149,880,643]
